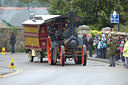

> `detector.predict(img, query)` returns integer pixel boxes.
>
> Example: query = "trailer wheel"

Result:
[38,52,43,63]
[47,37,54,65]
[60,46,65,66]
[28,51,34,62]
[82,45,87,66]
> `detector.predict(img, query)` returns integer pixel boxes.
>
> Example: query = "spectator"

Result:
[119,35,125,62]
[108,34,112,42]
[87,34,93,57]
[117,36,120,61]
[107,38,117,67]
[10,33,16,53]
[82,33,88,46]
[101,34,107,59]
[97,36,102,58]
[94,33,99,58]
[107,34,112,57]
[123,37,128,68]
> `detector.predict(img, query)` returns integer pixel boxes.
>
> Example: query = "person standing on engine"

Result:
[87,34,93,57]
[49,21,57,41]
[10,33,16,53]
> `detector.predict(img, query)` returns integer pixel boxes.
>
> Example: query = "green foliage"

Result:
[48,0,128,30]
[90,30,101,39]
[113,24,128,32]
[89,24,100,31]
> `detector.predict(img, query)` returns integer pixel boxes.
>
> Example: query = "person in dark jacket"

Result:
[10,33,16,53]
[116,36,120,60]
[82,33,88,46]
[119,35,125,62]
[87,34,93,57]
[107,38,117,67]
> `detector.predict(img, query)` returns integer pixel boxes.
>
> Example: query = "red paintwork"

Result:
[23,24,48,51]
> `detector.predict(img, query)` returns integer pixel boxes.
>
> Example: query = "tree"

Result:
[48,0,128,30]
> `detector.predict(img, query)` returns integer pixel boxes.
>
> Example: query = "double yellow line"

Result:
[0,68,23,78]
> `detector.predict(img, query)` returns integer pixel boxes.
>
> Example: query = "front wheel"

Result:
[60,46,65,66]
[82,45,87,66]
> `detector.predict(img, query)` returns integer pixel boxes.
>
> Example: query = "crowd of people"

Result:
[82,33,128,68]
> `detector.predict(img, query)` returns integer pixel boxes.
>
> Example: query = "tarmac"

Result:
[0,66,14,78]
[0,53,125,78]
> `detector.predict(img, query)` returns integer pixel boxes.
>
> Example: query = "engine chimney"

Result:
[69,11,74,35]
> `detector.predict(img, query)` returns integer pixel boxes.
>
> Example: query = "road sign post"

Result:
[110,11,119,31]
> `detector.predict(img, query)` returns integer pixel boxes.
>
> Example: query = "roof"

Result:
[22,15,60,25]
[22,15,82,25]
[44,15,82,23]
[0,20,8,28]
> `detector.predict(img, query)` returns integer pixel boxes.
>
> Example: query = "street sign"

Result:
[110,11,120,31]
[110,14,119,23]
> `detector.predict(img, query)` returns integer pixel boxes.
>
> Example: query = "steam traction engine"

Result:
[47,12,87,66]
[22,12,87,66]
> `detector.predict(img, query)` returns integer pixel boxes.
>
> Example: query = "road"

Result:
[0,53,128,85]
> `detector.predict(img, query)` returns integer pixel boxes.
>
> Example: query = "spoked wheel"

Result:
[47,36,54,65]
[52,46,57,65]
[60,46,65,66]
[38,52,43,63]
[28,51,34,62]
[82,45,87,66]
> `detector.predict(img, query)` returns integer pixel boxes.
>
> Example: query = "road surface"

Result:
[0,53,128,85]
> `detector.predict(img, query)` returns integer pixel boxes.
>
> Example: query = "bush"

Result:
[90,30,101,39]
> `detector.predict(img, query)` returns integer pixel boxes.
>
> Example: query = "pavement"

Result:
[88,54,125,66]
[0,53,125,78]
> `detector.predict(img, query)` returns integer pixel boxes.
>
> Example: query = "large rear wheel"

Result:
[47,37,54,65]
[60,46,65,66]
[28,51,34,62]
[82,45,87,66]
[52,46,57,65]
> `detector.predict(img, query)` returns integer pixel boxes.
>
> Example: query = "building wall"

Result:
[0,28,24,52]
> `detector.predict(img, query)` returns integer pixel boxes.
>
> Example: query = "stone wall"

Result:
[0,28,24,52]
[101,27,128,38]
[78,25,90,35]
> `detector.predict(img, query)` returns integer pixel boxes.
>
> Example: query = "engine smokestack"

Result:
[69,11,74,35]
